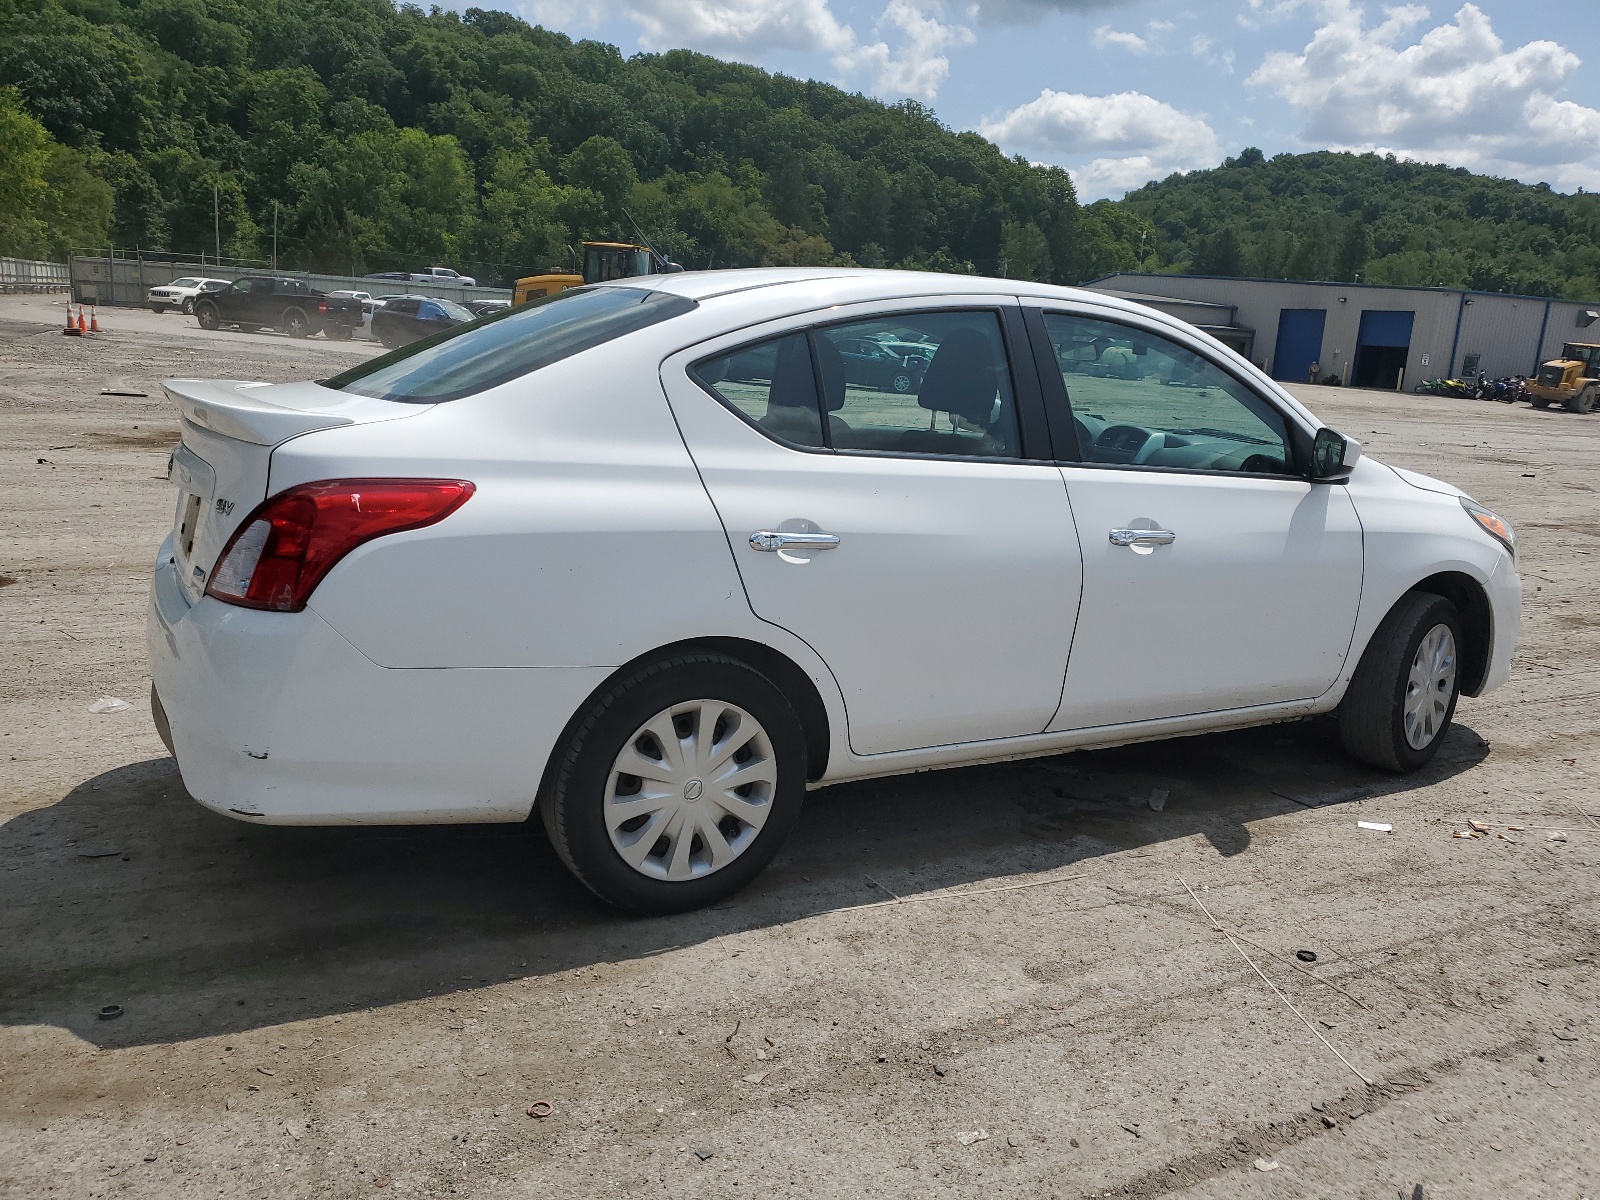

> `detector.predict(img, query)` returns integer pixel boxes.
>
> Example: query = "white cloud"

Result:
[622,0,856,56]
[979,89,1222,198]
[839,0,975,100]
[1189,33,1235,73]
[1247,1,1600,190]
[543,0,971,101]
[968,0,1135,24]
[1147,18,1174,32]
[1093,25,1149,53]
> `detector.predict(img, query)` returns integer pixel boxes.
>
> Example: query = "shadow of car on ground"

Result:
[0,717,1489,1049]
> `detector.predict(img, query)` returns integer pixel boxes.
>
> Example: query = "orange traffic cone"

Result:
[90,306,100,333]
[63,302,76,333]
[77,307,88,333]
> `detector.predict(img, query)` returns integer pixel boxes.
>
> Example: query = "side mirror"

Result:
[1311,428,1360,481]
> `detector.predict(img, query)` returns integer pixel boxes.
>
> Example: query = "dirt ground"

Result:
[1,292,1596,1200]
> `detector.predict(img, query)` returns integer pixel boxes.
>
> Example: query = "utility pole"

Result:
[272,201,279,271]
[213,183,221,264]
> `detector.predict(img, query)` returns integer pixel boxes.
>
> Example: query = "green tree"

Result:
[999,221,1051,281]
[1192,226,1243,276]
[0,88,111,257]
[563,135,637,224]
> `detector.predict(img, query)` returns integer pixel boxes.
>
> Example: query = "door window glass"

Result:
[691,333,826,449]
[1041,313,1293,474]
[816,311,1020,457]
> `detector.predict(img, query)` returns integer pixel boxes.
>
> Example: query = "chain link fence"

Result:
[69,253,510,306]
[0,257,71,293]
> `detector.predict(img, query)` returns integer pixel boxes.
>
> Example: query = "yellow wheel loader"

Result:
[513,241,681,307]
[1526,342,1600,413]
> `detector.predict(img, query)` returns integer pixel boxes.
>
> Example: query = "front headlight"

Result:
[1460,496,1515,557]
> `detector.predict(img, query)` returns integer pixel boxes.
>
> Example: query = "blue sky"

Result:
[459,0,1600,200]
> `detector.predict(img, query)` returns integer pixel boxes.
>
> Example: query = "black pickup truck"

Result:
[193,276,365,339]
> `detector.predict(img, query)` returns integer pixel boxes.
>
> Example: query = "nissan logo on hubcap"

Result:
[683,779,704,801]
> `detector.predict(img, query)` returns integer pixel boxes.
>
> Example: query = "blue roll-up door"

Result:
[1356,309,1415,348]
[1272,309,1326,381]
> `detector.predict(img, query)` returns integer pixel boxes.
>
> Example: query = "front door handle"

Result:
[1109,528,1176,548]
[750,531,841,553]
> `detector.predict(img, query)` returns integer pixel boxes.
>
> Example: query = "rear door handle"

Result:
[750,531,841,552]
[1109,528,1176,547]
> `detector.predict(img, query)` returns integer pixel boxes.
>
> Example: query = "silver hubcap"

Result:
[1403,623,1457,749]
[604,700,776,881]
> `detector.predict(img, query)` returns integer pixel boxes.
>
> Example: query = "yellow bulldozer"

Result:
[513,241,680,306]
[1526,341,1600,413]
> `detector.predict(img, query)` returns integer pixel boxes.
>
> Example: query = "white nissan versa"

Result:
[148,269,1520,913]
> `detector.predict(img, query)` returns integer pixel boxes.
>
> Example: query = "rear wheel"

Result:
[1565,385,1597,414]
[541,654,807,914]
[1339,592,1462,772]
[325,323,353,341]
[194,301,220,331]
[282,307,310,338]
[890,371,914,393]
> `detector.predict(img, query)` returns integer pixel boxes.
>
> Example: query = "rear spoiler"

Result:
[162,379,388,446]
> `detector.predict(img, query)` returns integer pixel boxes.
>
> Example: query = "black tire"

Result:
[541,653,807,914]
[890,371,914,393]
[325,323,353,341]
[181,297,195,315]
[194,301,220,331]
[1565,386,1597,414]
[150,304,167,314]
[282,307,310,338]
[1530,395,1552,409]
[1338,592,1463,772]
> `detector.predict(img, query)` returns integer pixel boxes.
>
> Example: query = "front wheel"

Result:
[194,302,220,331]
[1339,592,1462,772]
[181,298,195,315]
[150,305,167,314]
[541,654,807,914]
[1530,395,1552,409]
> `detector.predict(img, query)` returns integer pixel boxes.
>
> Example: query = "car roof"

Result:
[610,267,1217,339]
[621,267,1149,311]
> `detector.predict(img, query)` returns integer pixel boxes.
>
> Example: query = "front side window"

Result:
[170,278,199,288]
[1041,313,1293,474]
[326,285,697,403]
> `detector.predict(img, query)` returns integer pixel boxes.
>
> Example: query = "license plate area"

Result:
[169,443,217,602]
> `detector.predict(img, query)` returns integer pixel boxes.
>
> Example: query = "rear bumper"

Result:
[147,541,606,825]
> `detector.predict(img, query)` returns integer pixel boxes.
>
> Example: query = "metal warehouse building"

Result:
[1087,273,1600,390]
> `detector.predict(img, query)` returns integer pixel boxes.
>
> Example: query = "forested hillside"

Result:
[3,0,1596,297]
[1118,148,1600,300]
[0,0,1149,284]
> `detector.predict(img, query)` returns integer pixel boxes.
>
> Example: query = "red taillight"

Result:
[204,479,474,611]
[318,299,327,314]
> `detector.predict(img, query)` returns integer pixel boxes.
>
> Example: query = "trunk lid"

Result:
[163,379,430,602]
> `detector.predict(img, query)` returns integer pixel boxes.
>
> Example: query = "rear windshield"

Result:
[325,286,697,403]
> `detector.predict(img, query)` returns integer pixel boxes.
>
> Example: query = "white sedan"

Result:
[148,269,1520,913]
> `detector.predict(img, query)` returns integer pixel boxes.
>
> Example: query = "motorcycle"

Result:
[1473,374,1527,403]
[1415,377,1474,398]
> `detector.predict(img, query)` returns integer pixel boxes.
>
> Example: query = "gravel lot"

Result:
[1,293,1596,1200]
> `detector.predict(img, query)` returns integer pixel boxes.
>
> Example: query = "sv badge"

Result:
[215,498,235,516]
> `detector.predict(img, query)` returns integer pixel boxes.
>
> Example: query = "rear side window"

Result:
[327,286,697,403]
[692,334,826,449]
